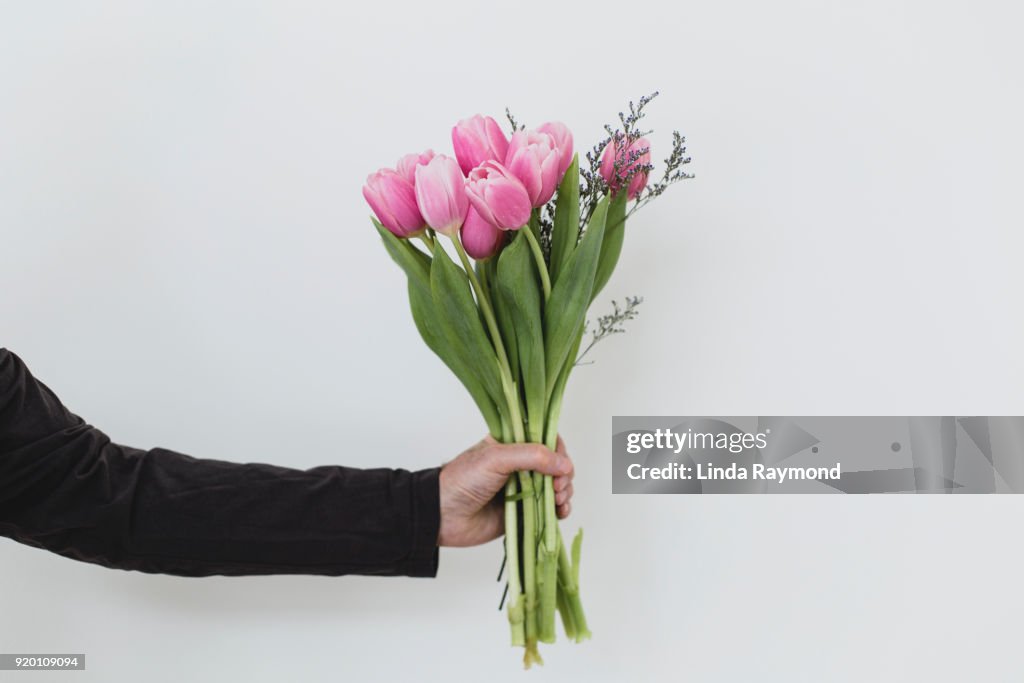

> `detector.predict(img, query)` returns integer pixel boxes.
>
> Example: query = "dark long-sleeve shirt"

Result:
[0,347,440,577]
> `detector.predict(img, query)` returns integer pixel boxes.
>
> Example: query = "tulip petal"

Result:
[484,116,510,164]
[453,115,509,176]
[538,121,573,177]
[505,130,561,208]
[363,184,400,235]
[363,169,424,237]
[467,191,498,228]
[415,155,468,235]
[397,149,436,185]
[538,151,560,206]
[461,207,504,259]
[485,180,531,230]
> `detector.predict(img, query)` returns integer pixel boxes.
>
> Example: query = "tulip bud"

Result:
[461,206,505,260]
[600,136,651,200]
[414,155,469,237]
[505,130,561,208]
[452,115,510,176]
[465,161,532,231]
[396,149,436,185]
[536,121,574,177]
[362,169,425,238]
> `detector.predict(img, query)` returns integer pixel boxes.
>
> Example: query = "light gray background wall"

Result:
[2,1,1023,681]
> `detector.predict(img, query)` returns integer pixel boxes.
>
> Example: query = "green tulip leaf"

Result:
[543,196,608,396]
[591,191,628,303]
[374,220,430,291]
[407,276,503,436]
[486,259,520,384]
[495,231,546,443]
[375,221,502,436]
[430,240,506,412]
[549,154,580,285]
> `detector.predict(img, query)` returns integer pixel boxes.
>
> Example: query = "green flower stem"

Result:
[518,470,541,666]
[556,582,578,641]
[536,542,558,644]
[542,474,556,552]
[547,330,587,644]
[556,526,591,642]
[536,470,558,642]
[475,258,493,305]
[500,414,512,448]
[522,227,551,301]
[545,324,582,436]
[417,232,435,253]
[544,324,581,543]
[542,386,567,559]
[525,214,558,645]
[535,359,563,647]
[535,330,583,648]
[504,475,526,647]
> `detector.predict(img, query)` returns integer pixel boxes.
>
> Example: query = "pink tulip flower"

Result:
[363,169,425,238]
[461,206,505,260]
[465,161,532,231]
[414,154,469,237]
[505,130,561,207]
[536,121,574,177]
[600,136,652,200]
[452,115,510,176]
[396,149,436,185]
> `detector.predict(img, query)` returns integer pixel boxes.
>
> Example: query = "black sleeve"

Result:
[0,348,440,578]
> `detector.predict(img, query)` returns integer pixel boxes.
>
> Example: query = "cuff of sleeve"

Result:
[400,466,441,578]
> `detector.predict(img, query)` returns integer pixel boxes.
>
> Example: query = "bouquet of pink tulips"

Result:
[364,94,690,667]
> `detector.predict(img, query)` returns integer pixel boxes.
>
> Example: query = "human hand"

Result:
[437,435,575,548]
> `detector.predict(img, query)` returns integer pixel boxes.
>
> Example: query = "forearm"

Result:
[0,348,440,577]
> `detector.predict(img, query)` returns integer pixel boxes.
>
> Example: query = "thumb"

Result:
[490,443,572,477]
